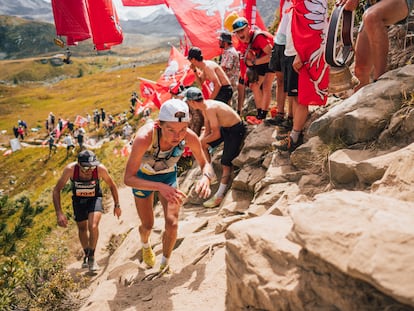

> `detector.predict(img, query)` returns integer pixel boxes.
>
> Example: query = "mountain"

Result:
[0,0,279,35]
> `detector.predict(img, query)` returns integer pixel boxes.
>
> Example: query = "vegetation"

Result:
[0,43,168,309]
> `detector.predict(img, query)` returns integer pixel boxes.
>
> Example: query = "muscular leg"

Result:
[275,71,287,114]
[77,220,89,250]
[354,29,373,91]
[262,72,276,112]
[250,79,263,111]
[87,211,102,252]
[134,194,155,244]
[159,195,180,259]
[355,0,409,90]
[220,164,232,185]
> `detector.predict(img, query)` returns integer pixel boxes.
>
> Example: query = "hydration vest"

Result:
[71,165,102,198]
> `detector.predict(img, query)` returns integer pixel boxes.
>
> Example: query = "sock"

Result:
[261,110,268,119]
[215,183,227,198]
[256,108,262,118]
[290,130,301,143]
[161,255,169,266]
[84,248,90,257]
[142,242,150,248]
[88,248,95,258]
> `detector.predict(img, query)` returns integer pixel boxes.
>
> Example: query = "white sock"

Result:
[290,130,301,143]
[161,255,169,266]
[215,183,227,198]
[142,242,150,248]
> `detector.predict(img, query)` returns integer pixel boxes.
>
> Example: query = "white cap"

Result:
[158,99,190,122]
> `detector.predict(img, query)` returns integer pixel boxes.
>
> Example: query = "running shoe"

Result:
[142,246,156,268]
[273,133,304,153]
[81,256,88,269]
[88,257,100,272]
[203,195,223,208]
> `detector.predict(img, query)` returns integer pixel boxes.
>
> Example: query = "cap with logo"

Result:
[232,17,249,33]
[184,87,204,102]
[78,150,100,167]
[159,99,190,122]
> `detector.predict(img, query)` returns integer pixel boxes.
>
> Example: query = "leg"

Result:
[76,220,89,250]
[275,71,287,114]
[261,72,276,112]
[134,194,155,244]
[237,82,245,115]
[159,196,180,259]
[87,211,102,252]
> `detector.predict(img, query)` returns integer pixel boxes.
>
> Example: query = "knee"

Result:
[140,222,153,232]
[164,215,178,232]
[362,9,382,32]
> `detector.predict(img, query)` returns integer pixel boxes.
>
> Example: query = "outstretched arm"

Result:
[99,164,121,219]
[185,128,213,199]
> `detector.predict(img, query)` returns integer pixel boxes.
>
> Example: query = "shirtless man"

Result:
[188,47,233,105]
[184,87,247,208]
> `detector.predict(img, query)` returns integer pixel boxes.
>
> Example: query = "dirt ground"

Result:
[66,186,228,311]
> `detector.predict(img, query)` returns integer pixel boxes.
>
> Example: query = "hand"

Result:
[160,184,187,205]
[114,206,122,219]
[195,176,211,199]
[56,212,68,228]
[292,55,303,73]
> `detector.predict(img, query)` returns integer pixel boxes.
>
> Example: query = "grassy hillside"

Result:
[0,51,168,309]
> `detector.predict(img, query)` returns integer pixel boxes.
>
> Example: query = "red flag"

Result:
[157,46,196,90]
[122,0,165,5]
[51,0,92,45]
[86,0,123,50]
[74,115,88,127]
[245,0,266,30]
[139,78,170,109]
[164,0,247,60]
[291,0,329,106]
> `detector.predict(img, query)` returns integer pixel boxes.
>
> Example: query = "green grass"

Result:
[0,54,167,309]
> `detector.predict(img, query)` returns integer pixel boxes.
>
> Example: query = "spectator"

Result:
[13,125,19,139]
[124,99,213,276]
[184,87,246,208]
[52,150,121,272]
[58,118,63,133]
[17,126,25,140]
[122,122,133,139]
[274,0,329,152]
[232,17,275,120]
[18,120,28,135]
[188,47,233,105]
[218,31,240,110]
[265,0,294,132]
[63,133,75,157]
[100,108,106,123]
[76,127,86,150]
[48,112,56,130]
[48,134,57,156]
[338,0,413,91]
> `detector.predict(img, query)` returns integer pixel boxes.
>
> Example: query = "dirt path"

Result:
[68,186,227,311]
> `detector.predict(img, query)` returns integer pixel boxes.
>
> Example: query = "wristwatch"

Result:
[114,203,120,208]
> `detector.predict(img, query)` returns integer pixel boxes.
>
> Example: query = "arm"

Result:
[185,129,213,199]
[52,164,73,228]
[204,66,222,100]
[98,164,121,219]
[124,123,186,205]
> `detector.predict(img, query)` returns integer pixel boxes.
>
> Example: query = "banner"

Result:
[122,0,165,5]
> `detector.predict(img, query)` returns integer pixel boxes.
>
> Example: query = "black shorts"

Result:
[208,121,247,167]
[268,43,285,72]
[283,56,298,97]
[253,63,274,76]
[72,196,103,222]
[215,85,233,104]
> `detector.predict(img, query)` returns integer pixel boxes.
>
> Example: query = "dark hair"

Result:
[188,47,203,61]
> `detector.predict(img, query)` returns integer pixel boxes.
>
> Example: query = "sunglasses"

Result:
[80,165,96,171]
[233,20,247,31]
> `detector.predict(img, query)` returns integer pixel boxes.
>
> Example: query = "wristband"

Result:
[203,172,213,181]
[114,203,120,208]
